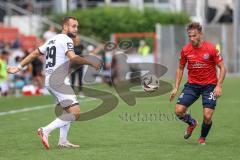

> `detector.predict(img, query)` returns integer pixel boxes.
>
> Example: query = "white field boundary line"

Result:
[0,104,53,116]
[0,90,137,117]
[0,96,239,117]
[0,92,166,117]
[0,98,97,117]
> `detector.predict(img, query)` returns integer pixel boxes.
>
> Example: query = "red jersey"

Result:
[179,41,223,85]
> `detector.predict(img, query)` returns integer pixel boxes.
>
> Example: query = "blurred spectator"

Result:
[0,8,5,24]
[13,56,26,97]
[216,43,221,52]
[96,44,112,86]
[11,49,34,96]
[218,5,233,23]
[138,40,150,56]
[22,49,34,86]
[11,35,21,49]
[87,45,96,55]
[96,44,107,70]
[22,1,33,13]
[0,50,9,96]
[111,51,119,85]
[31,56,43,88]
[8,48,25,67]
[0,40,5,49]
[3,41,11,51]
[71,35,85,98]
[43,26,57,41]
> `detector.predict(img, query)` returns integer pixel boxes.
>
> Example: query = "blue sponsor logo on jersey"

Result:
[67,42,74,50]
[203,53,209,60]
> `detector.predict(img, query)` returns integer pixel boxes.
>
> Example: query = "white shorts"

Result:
[47,85,78,108]
[0,81,9,93]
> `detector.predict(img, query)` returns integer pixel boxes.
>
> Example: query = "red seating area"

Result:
[0,26,38,50]
[20,35,37,50]
[0,27,18,42]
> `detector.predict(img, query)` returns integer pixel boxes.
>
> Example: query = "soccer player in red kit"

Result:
[169,22,227,145]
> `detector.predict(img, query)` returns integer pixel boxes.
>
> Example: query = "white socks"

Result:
[59,123,71,143]
[42,118,71,135]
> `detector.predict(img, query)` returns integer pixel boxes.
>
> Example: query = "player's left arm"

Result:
[214,61,227,98]
[7,49,42,74]
[66,50,101,70]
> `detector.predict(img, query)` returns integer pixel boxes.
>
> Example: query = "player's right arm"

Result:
[170,49,186,102]
[7,49,42,74]
[169,63,185,101]
[66,50,101,70]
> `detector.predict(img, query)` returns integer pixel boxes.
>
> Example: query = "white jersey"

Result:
[38,34,74,86]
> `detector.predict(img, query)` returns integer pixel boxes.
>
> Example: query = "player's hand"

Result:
[169,88,178,102]
[7,66,20,74]
[91,61,102,70]
[214,85,222,98]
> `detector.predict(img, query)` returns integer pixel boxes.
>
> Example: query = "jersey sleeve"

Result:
[38,42,48,55]
[61,35,74,54]
[179,49,187,66]
[213,47,223,64]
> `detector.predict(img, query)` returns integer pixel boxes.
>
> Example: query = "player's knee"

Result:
[174,105,186,116]
[74,113,80,120]
[174,110,181,117]
[175,109,183,117]
[66,104,80,120]
[71,110,80,120]
[203,115,212,123]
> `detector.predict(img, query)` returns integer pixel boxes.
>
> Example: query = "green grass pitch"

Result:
[0,77,239,160]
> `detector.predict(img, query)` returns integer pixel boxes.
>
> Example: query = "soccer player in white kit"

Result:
[7,16,101,149]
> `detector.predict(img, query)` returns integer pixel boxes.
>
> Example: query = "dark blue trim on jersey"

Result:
[38,48,44,55]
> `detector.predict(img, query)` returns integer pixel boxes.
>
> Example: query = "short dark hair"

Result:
[187,22,202,32]
[61,16,77,28]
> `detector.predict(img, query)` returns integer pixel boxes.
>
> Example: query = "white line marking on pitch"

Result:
[0,104,53,116]
[1,97,239,117]
[0,98,97,117]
